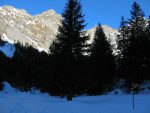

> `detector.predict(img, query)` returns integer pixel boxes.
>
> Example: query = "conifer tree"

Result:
[49,0,89,98]
[50,0,89,59]
[90,23,115,93]
[118,16,127,56]
[117,16,128,79]
[143,16,150,79]
[122,2,150,84]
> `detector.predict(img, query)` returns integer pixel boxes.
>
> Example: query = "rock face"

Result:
[0,6,62,52]
[85,25,119,54]
[0,5,119,53]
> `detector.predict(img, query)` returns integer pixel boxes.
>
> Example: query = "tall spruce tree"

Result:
[90,23,115,93]
[50,0,89,58]
[117,16,128,79]
[118,16,127,56]
[49,0,89,98]
[121,2,150,85]
[144,16,150,80]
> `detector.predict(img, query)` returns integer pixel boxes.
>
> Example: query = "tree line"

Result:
[0,0,150,98]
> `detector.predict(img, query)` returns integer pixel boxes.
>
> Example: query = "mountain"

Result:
[0,5,119,53]
[0,6,62,52]
[85,25,119,54]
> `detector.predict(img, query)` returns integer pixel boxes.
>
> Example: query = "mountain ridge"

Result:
[0,5,118,53]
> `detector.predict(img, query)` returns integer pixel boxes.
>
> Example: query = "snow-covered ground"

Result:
[0,82,150,113]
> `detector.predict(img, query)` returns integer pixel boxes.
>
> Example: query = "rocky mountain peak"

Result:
[39,9,57,16]
[0,5,62,52]
[0,5,118,53]
[1,5,30,17]
[102,25,118,33]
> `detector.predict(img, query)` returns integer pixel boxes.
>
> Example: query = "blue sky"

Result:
[0,0,150,29]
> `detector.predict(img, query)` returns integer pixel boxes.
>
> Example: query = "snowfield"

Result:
[0,82,150,113]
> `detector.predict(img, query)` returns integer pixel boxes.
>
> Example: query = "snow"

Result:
[139,81,150,94]
[0,33,15,58]
[0,33,46,56]
[1,33,14,44]
[37,47,48,52]
[107,88,126,95]
[25,36,47,52]
[0,42,15,58]
[1,82,18,94]
[26,20,36,25]
[0,82,150,113]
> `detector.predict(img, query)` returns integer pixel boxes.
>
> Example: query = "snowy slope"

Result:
[0,33,15,58]
[0,43,15,58]
[0,82,150,113]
